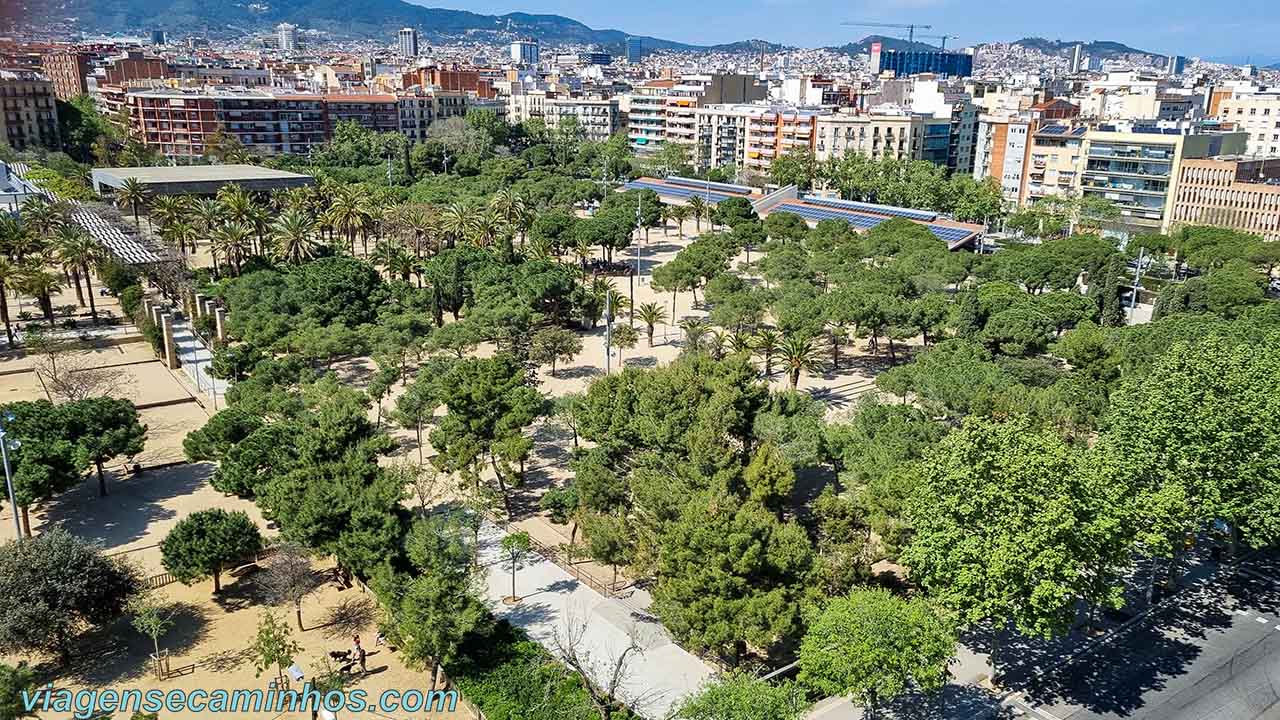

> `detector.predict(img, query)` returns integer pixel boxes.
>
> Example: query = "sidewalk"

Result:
[171,317,228,403]
[475,521,714,719]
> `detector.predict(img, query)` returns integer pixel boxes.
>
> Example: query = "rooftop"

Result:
[91,165,315,196]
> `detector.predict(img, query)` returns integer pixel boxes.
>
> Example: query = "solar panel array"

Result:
[801,195,937,221]
[663,176,753,195]
[1036,125,1087,138]
[774,201,978,247]
[623,180,737,205]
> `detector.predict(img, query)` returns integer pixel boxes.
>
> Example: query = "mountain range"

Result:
[14,0,1162,61]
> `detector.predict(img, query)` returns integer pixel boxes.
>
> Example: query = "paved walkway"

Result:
[475,521,714,719]
[171,318,227,403]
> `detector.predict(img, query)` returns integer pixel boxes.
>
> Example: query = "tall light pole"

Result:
[0,413,22,540]
[603,290,613,375]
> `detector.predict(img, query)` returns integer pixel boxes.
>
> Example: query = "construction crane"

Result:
[917,33,958,50]
[840,21,933,45]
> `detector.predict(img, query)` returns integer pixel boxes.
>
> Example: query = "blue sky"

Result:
[415,0,1280,63]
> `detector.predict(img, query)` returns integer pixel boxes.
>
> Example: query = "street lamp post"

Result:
[0,413,22,540]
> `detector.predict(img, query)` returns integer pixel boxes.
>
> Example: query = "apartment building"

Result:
[123,86,326,158]
[1080,127,1246,233]
[0,69,60,151]
[506,87,550,124]
[622,74,765,155]
[324,94,398,135]
[1216,92,1280,157]
[973,114,1032,203]
[545,97,620,143]
[398,91,469,142]
[815,109,947,164]
[41,50,91,99]
[1020,123,1087,205]
[104,50,169,85]
[1172,156,1280,241]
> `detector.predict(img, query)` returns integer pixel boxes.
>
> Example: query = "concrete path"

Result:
[475,521,714,719]
[171,318,227,402]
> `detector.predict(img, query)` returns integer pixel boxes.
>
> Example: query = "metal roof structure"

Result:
[91,164,315,196]
[769,200,983,250]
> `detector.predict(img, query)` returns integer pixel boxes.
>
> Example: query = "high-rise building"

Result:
[150,29,167,46]
[0,69,61,151]
[624,73,766,155]
[625,37,643,65]
[545,98,621,143]
[870,43,974,78]
[398,28,419,57]
[510,39,539,66]
[40,51,91,100]
[1070,44,1085,74]
[276,23,299,53]
[1166,55,1187,76]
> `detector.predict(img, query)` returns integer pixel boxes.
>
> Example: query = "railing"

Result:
[488,514,619,599]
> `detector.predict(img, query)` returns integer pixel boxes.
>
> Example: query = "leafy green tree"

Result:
[161,509,263,593]
[0,527,139,664]
[798,589,956,714]
[582,512,633,590]
[183,407,262,463]
[127,591,177,676]
[499,531,533,602]
[62,397,148,497]
[1,400,86,535]
[742,440,796,515]
[250,610,301,689]
[529,327,583,376]
[609,324,639,367]
[675,672,809,720]
[210,343,264,382]
[902,417,1128,674]
[0,662,38,720]
[712,197,758,229]
[652,490,812,666]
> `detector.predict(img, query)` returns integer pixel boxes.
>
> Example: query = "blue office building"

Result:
[873,48,973,78]
[626,37,643,64]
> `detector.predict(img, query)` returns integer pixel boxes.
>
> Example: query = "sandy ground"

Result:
[7,556,471,720]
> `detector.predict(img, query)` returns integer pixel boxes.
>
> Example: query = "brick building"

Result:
[41,51,91,99]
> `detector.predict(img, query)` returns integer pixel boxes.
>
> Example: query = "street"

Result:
[1021,558,1280,720]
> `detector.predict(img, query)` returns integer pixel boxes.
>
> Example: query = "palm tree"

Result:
[326,186,369,255]
[470,206,504,247]
[20,196,63,239]
[513,200,534,249]
[212,222,253,275]
[385,247,417,283]
[753,328,782,376]
[687,196,707,233]
[780,334,820,390]
[439,202,473,249]
[669,205,691,241]
[115,177,149,229]
[273,209,319,264]
[159,218,196,256]
[680,318,709,352]
[193,198,222,253]
[56,229,105,324]
[149,195,187,236]
[0,257,18,344]
[635,302,666,346]
[17,258,62,323]
[53,225,86,306]
[727,330,755,356]
[606,288,630,322]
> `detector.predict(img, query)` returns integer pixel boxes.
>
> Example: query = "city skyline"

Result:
[416,0,1280,62]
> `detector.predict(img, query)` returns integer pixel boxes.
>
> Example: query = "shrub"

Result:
[99,260,141,296]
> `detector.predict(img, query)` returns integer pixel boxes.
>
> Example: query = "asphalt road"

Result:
[1023,562,1280,720]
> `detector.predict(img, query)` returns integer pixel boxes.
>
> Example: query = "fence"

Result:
[487,515,619,599]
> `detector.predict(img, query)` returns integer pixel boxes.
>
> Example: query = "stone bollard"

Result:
[193,293,206,318]
[214,307,227,343]
[161,314,180,369]
[151,304,165,331]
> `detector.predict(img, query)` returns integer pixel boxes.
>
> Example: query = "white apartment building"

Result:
[545,97,621,143]
[1217,91,1280,157]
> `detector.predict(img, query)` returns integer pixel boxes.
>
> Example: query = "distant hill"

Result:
[827,35,945,58]
[1009,37,1163,60]
[11,0,708,50]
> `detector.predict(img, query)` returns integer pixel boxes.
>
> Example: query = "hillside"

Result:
[827,35,944,58]
[11,0,702,50]
[1010,36,1163,60]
